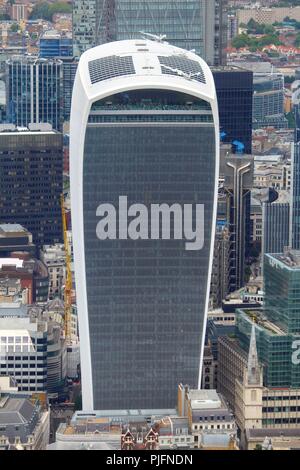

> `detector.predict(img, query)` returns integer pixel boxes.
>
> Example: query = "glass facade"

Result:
[236,310,300,388]
[264,254,300,335]
[253,74,288,130]
[82,89,216,409]
[212,68,253,154]
[292,142,300,250]
[262,203,290,258]
[40,37,73,58]
[115,0,206,56]
[0,132,63,246]
[6,57,63,132]
[73,0,223,65]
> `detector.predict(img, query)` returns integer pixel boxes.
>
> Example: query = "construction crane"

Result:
[61,194,72,344]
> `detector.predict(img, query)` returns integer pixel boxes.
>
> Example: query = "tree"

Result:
[10,23,18,33]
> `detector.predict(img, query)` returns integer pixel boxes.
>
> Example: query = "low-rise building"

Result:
[178,385,238,450]
[40,244,65,300]
[0,395,49,450]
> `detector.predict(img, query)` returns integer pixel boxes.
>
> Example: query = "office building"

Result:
[61,58,79,121]
[220,146,254,291]
[72,0,227,65]
[264,250,300,335]
[6,56,63,132]
[212,67,253,154]
[253,74,288,130]
[291,142,300,250]
[0,315,48,394]
[0,309,66,398]
[39,31,73,59]
[262,202,290,259]
[218,334,300,432]
[70,40,219,410]
[210,225,230,308]
[0,125,63,247]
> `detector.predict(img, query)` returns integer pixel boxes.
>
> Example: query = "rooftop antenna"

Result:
[139,31,167,43]
[161,64,202,81]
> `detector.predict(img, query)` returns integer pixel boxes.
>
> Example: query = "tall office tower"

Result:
[73,0,115,57]
[262,202,290,258]
[220,147,254,292]
[6,56,63,132]
[0,125,63,247]
[214,0,228,66]
[70,40,219,410]
[73,0,227,65]
[253,73,288,130]
[291,142,300,250]
[264,250,300,335]
[61,58,79,121]
[212,66,253,154]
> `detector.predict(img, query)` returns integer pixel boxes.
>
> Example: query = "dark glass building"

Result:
[212,66,253,154]
[70,40,219,410]
[0,126,63,246]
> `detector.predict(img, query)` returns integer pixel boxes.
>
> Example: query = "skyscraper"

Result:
[0,125,63,246]
[262,202,290,258]
[6,56,63,132]
[70,40,219,410]
[212,66,253,154]
[291,142,300,250]
[253,73,288,130]
[73,0,227,65]
[220,147,254,291]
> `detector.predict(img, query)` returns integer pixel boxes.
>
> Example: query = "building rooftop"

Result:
[237,308,286,336]
[0,224,27,235]
[0,124,58,135]
[77,39,216,102]
[267,250,300,270]
[187,389,222,410]
[0,397,35,426]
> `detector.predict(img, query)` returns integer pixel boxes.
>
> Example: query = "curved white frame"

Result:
[70,40,219,410]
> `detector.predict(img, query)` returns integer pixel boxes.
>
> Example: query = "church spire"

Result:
[247,324,261,385]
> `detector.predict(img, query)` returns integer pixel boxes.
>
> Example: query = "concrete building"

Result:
[0,224,36,257]
[178,385,238,450]
[237,7,300,26]
[0,125,63,247]
[40,244,65,301]
[0,255,48,304]
[245,428,300,450]
[0,310,66,399]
